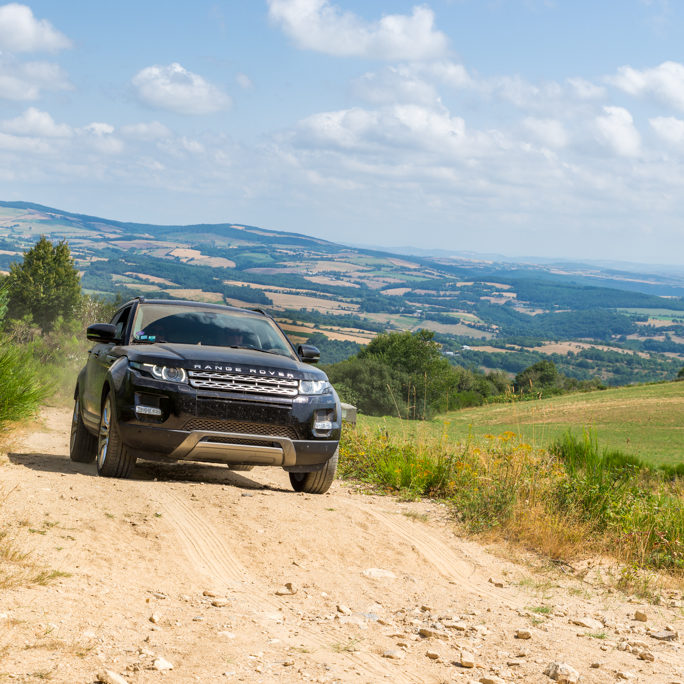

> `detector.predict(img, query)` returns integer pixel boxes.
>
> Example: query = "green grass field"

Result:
[359,381,684,466]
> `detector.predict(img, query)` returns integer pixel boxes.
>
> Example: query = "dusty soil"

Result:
[0,408,682,684]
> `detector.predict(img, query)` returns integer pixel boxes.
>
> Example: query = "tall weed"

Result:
[339,424,684,571]
[0,344,49,425]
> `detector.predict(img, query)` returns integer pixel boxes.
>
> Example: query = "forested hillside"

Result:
[2,200,684,385]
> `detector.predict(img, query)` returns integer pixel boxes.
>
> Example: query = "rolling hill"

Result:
[2,200,684,383]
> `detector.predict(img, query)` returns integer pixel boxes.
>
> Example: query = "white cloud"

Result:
[120,121,171,140]
[523,117,568,148]
[294,103,504,162]
[1,107,72,137]
[609,61,684,111]
[267,0,448,61]
[595,106,641,157]
[0,3,71,52]
[0,58,71,100]
[352,65,440,106]
[132,63,231,115]
[650,115,684,144]
[423,60,472,88]
[0,130,52,153]
[236,73,253,89]
[81,122,123,154]
[85,122,115,136]
[566,77,605,99]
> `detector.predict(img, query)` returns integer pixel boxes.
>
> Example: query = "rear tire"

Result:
[227,465,254,471]
[289,449,338,494]
[97,393,137,478]
[69,396,97,463]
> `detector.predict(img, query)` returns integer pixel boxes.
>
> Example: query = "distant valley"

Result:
[2,200,684,384]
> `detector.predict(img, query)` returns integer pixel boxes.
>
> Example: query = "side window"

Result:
[110,307,132,342]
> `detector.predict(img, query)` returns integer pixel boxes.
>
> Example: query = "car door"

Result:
[82,305,133,426]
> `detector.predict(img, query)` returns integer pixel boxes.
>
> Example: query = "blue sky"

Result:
[2,1,684,263]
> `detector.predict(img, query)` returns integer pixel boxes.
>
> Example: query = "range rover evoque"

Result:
[70,297,341,494]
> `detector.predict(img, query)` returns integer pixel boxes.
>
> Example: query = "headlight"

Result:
[141,363,187,383]
[299,379,331,395]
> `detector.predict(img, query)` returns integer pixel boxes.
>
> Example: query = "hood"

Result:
[123,343,328,380]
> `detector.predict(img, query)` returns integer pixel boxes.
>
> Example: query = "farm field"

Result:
[360,381,684,466]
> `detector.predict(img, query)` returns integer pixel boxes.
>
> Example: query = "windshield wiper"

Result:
[226,345,284,356]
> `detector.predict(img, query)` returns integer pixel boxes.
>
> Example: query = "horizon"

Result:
[2,2,684,263]
[6,198,684,276]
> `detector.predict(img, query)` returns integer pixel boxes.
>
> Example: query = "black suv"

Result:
[70,297,341,494]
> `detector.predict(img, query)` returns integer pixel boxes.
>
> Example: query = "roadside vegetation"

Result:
[0,237,116,426]
[339,424,683,573]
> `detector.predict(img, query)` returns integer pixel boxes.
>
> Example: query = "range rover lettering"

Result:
[70,297,341,494]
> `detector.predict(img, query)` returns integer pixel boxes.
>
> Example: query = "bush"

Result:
[328,329,507,419]
[0,344,49,426]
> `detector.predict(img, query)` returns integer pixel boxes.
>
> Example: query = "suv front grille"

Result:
[188,370,299,397]
[183,418,299,440]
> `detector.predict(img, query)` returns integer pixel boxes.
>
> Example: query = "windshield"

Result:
[130,304,295,357]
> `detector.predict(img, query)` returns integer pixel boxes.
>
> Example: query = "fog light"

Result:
[136,405,162,417]
[314,420,333,431]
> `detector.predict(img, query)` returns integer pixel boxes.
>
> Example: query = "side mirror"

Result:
[297,344,320,364]
[87,323,117,343]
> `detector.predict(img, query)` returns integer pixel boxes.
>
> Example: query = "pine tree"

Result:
[6,236,81,330]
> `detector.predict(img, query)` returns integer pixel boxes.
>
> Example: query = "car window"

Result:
[131,305,295,356]
[110,306,132,342]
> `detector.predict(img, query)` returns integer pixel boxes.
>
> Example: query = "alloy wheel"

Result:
[98,396,111,469]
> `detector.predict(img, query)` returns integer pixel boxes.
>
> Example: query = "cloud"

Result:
[120,121,172,140]
[650,115,684,144]
[0,3,71,52]
[132,63,231,115]
[609,61,684,111]
[81,122,123,154]
[1,107,72,137]
[595,106,641,156]
[236,73,253,89]
[0,57,71,100]
[294,103,504,162]
[352,65,440,106]
[523,118,568,148]
[267,0,448,61]
[0,130,52,153]
[566,77,605,99]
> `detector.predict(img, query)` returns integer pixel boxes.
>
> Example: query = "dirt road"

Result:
[0,408,682,683]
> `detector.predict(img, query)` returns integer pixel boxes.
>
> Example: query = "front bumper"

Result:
[113,368,341,470]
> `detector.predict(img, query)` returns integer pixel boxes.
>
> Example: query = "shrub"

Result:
[0,344,49,426]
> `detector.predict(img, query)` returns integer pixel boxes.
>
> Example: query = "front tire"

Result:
[97,393,137,478]
[289,449,338,494]
[69,396,97,463]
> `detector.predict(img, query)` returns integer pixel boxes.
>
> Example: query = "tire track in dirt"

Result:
[153,487,246,589]
[154,487,421,683]
[359,506,526,608]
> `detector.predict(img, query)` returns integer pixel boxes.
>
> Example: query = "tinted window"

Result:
[110,306,132,342]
